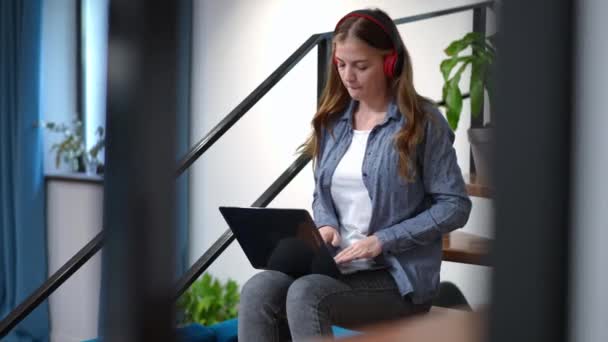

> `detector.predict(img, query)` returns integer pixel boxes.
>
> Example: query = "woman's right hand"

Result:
[318,226,341,247]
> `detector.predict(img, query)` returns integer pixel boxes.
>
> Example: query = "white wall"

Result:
[190,0,495,307]
[41,0,77,173]
[46,179,103,342]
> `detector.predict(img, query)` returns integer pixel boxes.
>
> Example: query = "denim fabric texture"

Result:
[238,270,430,342]
[312,99,472,303]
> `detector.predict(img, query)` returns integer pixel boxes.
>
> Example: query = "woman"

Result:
[238,8,471,341]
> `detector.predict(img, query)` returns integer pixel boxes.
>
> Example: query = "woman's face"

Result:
[334,36,389,103]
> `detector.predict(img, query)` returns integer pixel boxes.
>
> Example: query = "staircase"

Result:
[0,2,494,341]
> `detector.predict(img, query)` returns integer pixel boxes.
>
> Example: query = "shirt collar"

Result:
[339,98,401,124]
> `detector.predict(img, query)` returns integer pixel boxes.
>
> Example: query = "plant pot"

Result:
[86,159,99,175]
[468,126,494,186]
[68,155,86,173]
[77,155,87,173]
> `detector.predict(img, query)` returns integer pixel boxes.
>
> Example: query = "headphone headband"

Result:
[333,10,403,78]
[334,12,393,39]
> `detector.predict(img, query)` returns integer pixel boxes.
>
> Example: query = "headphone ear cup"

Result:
[383,51,398,78]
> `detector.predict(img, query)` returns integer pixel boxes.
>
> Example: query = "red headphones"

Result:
[333,10,402,78]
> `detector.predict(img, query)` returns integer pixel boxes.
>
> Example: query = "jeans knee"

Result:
[286,274,335,311]
[241,271,293,307]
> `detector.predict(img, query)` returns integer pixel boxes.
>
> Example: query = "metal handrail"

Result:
[175,33,326,176]
[0,1,491,337]
[174,153,312,296]
[0,232,105,336]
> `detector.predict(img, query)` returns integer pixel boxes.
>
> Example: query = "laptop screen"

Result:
[219,207,339,278]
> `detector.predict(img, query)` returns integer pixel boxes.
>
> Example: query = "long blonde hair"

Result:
[299,9,432,182]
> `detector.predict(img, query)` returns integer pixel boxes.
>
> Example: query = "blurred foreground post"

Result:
[102,1,179,341]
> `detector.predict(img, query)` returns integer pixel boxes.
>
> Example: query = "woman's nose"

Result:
[344,66,356,81]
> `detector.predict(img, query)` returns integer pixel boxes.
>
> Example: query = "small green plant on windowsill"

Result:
[177,273,240,326]
[39,118,105,174]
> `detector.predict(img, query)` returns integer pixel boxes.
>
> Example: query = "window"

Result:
[80,0,109,159]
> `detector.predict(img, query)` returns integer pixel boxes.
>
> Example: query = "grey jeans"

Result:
[237,270,431,342]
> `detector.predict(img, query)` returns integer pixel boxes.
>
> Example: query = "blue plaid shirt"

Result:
[312,99,472,303]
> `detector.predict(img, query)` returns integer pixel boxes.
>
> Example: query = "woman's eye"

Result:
[357,66,368,71]
[338,63,346,69]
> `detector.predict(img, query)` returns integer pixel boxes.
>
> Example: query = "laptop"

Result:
[218,206,387,278]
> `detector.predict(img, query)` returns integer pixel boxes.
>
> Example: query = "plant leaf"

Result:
[445,60,469,130]
[444,32,482,56]
[446,79,463,130]
[470,60,486,118]
[440,56,471,81]
[485,64,495,108]
[175,273,240,325]
[440,58,458,81]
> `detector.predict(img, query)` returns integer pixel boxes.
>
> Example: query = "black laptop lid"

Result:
[218,207,339,277]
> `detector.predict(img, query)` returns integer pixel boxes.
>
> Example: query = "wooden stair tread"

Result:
[318,306,485,342]
[442,231,491,266]
[465,173,493,198]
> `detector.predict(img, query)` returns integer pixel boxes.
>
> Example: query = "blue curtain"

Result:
[0,0,49,341]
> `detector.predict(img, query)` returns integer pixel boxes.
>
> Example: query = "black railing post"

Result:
[470,6,487,175]
[317,35,331,104]
[102,0,178,340]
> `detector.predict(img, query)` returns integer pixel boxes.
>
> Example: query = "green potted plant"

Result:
[177,273,240,326]
[440,32,495,185]
[40,118,105,174]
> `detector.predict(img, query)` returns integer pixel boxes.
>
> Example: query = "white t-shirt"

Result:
[330,129,374,269]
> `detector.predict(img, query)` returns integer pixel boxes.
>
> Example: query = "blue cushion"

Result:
[82,320,360,342]
[205,318,359,341]
[332,325,361,338]
[209,318,238,342]
[178,323,217,342]
[203,319,360,341]
[82,324,217,342]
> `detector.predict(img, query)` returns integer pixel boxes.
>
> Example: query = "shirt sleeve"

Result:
[311,127,340,229]
[374,108,472,254]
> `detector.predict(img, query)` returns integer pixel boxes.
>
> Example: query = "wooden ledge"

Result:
[317,306,486,342]
[45,171,104,185]
[442,231,491,266]
[465,174,493,198]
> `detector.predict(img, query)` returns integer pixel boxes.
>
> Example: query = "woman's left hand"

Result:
[334,235,383,264]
